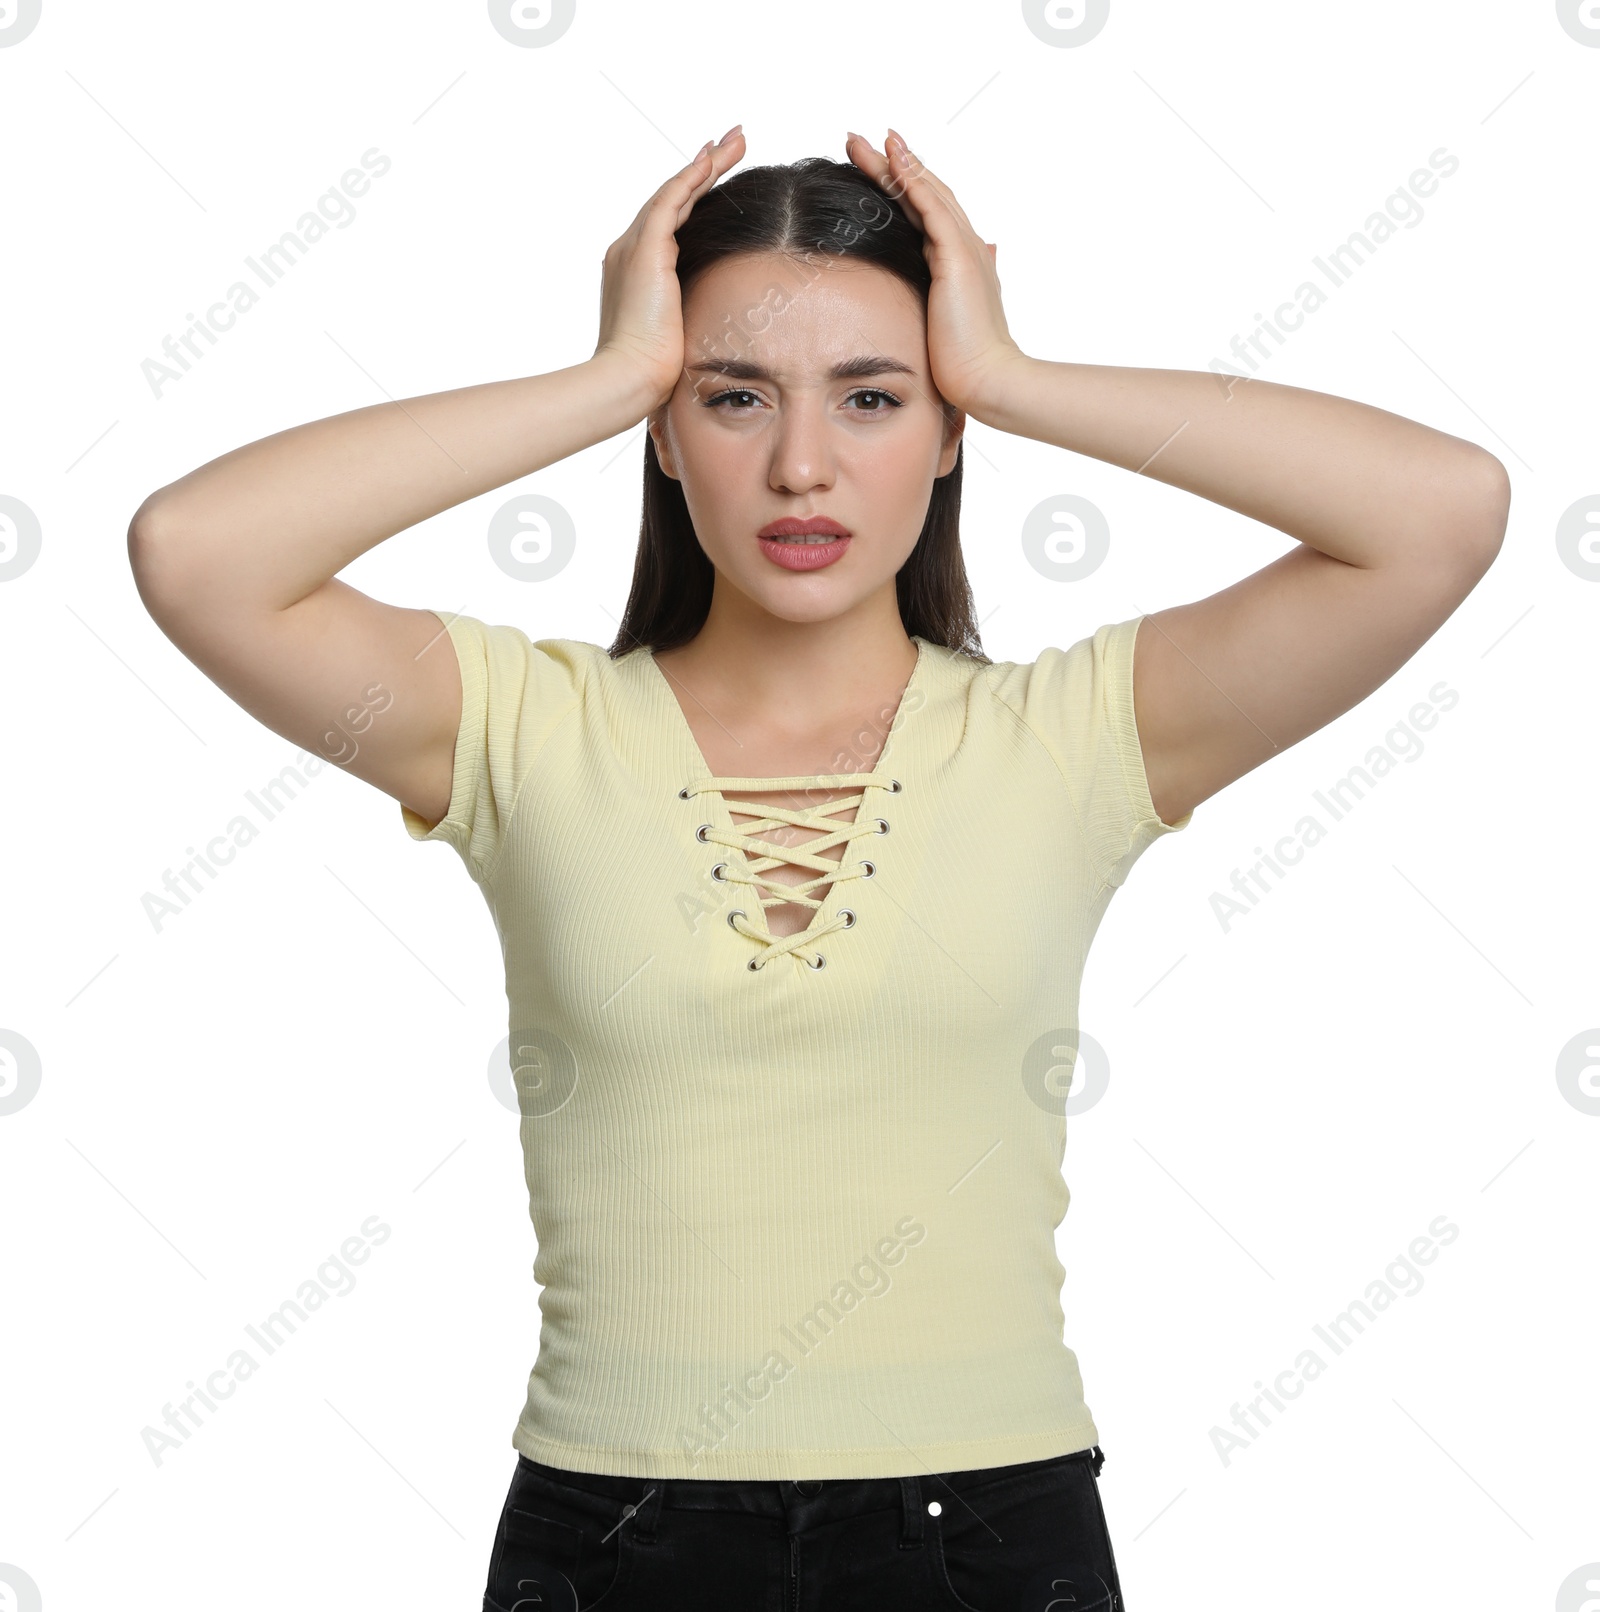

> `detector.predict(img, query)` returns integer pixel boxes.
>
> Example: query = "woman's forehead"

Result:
[682,254,926,370]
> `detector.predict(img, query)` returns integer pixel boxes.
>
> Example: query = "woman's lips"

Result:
[756,516,853,571]
[758,516,851,539]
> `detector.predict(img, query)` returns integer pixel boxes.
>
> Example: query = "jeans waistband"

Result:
[512,1447,1103,1547]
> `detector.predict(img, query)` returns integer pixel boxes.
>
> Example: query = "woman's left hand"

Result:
[845,129,1029,420]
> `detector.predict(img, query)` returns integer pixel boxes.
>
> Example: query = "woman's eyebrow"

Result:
[687,355,918,381]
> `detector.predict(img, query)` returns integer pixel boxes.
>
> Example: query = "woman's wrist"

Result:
[587,345,675,426]
[956,347,1039,432]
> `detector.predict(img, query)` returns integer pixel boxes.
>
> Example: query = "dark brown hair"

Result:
[605,156,987,664]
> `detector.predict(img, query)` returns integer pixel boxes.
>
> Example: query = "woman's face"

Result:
[649,250,964,627]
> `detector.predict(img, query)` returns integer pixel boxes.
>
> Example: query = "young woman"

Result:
[128,126,1509,1612]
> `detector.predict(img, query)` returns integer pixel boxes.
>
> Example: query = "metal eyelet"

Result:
[677,786,693,800]
[859,860,876,877]
[873,818,890,835]
[727,908,746,929]
[696,823,713,842]
[746,956,761,971]
[888,778,902,793]
[838,909,856,928]
[807,953,827,969]
[711,863,727,882]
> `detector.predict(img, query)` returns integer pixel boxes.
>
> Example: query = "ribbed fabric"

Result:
[401,610,1191,1479]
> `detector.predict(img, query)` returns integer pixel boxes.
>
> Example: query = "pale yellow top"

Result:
[401,610,1191,1479]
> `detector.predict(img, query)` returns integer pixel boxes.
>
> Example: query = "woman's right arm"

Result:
[127,356,658,829]
[127,127,745,831]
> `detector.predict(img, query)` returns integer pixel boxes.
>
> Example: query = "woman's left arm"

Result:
[848,130,1512,826]
[974,360,1511,825]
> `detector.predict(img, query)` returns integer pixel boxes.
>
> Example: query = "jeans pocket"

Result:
[485,1493,632,1611]
[932,1457,1118,1612]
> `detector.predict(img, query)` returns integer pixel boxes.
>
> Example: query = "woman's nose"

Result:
[767,402,836,494]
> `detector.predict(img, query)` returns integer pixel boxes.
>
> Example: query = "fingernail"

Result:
[697,139,712,157]
[719,123,742,144]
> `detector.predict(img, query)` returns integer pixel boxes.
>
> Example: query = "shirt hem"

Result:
[1110,616,1195,842]
[509,1414,1102,1481]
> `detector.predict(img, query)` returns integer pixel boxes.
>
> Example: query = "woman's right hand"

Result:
[593,125,746,413]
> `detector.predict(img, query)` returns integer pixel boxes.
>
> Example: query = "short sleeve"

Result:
[985,614,1193,889]
[399,610,586,883]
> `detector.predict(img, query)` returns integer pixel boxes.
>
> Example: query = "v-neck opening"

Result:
[644,636,929,945]
[645,635,928,788]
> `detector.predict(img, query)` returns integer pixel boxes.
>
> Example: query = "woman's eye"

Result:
[707,389,762,410]
[846,389,904,413]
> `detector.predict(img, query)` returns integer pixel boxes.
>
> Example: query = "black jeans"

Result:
[482,1445,1124,1611]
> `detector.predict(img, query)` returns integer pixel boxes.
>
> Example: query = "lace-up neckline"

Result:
[649,639,927,973]
[679,770,902,969]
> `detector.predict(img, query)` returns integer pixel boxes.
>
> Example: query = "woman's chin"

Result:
[743,570,898,621]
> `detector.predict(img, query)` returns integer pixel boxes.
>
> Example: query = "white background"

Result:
[2,1,1596,1608]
